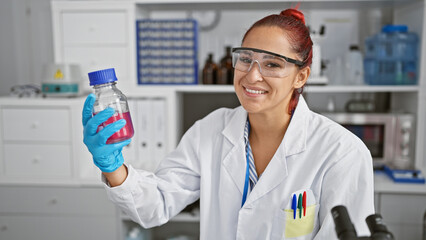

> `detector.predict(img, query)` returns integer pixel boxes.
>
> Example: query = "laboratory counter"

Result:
[373,170,426,194]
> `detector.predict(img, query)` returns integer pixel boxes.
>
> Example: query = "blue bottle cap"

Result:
[382,25,408,33]
[88,68,118,86]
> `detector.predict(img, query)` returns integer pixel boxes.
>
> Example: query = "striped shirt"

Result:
[244,119,258,192]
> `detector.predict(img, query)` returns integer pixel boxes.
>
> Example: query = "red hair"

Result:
[242,8,313,115]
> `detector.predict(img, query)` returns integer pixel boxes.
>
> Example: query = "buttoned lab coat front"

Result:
[103,96,375,240]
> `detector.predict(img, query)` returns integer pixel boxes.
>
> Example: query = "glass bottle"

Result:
[202,53,218,85]
[218,46,234,85]
[88,68,134,144]
[345,45,364,85]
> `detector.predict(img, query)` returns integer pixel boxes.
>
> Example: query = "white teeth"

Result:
[245,87,266,94]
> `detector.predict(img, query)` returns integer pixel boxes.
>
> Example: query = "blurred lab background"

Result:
[0,0,426,240]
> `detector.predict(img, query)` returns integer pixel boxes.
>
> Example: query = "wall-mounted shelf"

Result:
[123,84,419,95]
[305,85,420,93]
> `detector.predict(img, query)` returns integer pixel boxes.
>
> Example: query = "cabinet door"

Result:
[61,11,127,45]
[63,46,129,81]
[0,186,116,216]
[4,144,72,177]
[122,99,139,166]
[379,193,426,240]
[2,108,70,142]
[0,215,117,240]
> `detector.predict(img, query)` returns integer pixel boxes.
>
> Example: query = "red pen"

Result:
[303,191,307,216]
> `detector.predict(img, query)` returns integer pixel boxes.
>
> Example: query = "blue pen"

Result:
[292,194,297,219]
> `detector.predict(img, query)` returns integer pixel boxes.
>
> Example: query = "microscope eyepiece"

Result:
[365,214,394,240]
[331,205,358,240]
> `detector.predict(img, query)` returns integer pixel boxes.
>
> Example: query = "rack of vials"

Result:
[136,19,198,84]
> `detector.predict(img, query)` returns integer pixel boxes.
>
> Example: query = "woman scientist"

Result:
[82,8,374,239]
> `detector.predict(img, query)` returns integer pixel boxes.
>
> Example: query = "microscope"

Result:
[331,205,394,240]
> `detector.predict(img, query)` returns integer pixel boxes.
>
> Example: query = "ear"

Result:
[293,66,310,89]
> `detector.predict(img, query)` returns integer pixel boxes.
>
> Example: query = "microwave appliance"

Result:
[322,113,415,169]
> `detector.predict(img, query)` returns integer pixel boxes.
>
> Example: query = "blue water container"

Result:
[364,25,418,85]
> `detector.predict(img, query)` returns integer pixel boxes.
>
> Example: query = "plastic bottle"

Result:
[217,46,234,85]
[364,25,418,85]
[345,45,364,85]
[88,68,134,144]
[202,53,218,85]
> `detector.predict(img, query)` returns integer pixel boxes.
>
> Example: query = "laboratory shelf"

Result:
[175,85,235,93]
[124,84,419,96]
[134,0,416,6]
[304,85,420,93]
[123,84,234,96]
[374,171,426,194]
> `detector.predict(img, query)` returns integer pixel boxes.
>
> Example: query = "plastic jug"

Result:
[364,25,418,85]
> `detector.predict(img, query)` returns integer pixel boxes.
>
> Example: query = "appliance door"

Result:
[322,113,395,167]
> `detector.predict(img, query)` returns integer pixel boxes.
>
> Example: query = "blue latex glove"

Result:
[82,93,131,172]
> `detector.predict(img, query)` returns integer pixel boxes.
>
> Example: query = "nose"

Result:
[247,60,262,73]
[245,60,263,82]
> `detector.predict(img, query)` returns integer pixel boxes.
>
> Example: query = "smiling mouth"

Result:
[244,87,268,94]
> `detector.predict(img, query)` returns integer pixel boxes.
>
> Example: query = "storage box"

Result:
[136,19,198,85]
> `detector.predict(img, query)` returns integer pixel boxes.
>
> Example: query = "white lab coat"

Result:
[103,96,374,240]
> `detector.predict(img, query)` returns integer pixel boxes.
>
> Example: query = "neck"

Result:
[248,108,292,142]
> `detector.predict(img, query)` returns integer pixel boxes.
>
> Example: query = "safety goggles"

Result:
[232,47,304,78]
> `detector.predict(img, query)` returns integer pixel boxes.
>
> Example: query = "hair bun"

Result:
[280,9,305,25]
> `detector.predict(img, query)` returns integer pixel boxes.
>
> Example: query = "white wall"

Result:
[0,0,19,96]
[0,0,53,96]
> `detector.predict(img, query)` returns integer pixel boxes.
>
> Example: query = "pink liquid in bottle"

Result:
[97,111,134,144]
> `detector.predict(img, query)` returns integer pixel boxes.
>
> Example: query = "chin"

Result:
[240,102,265,114]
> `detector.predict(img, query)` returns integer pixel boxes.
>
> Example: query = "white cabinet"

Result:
[0,97,96,184]
[61,11,128,45]
[0,98,121,239]
[51,1,137,84]
[377,193,426,240]
[2,108,70,141]
[4,144,71,177]
[122,98,170,172]
[0,186,118,240]
[0,215,116,240]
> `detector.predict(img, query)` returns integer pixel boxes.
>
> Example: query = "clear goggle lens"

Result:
[232,48,302,78]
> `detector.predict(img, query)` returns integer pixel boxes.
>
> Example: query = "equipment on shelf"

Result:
[309,25,328,85]
[136,19,198,85]
[41,63,84,97]
[364,25,419,85]
[202,53,218,85]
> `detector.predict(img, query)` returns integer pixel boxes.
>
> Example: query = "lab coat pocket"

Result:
[284,203,319,239]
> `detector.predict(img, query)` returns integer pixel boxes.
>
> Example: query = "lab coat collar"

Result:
[284,95,308,156]
[221,106,248,195]
[222,106,247,145]
[221,96,309,202]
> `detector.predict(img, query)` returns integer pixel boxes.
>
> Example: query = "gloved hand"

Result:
[82,93,131,172]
